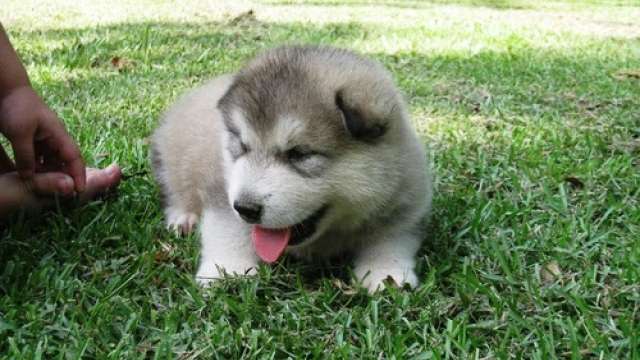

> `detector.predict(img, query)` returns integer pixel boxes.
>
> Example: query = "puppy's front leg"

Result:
[353,228,421,293]
[195,207,259,286]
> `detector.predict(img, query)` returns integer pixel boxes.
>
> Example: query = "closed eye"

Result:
[286,146,317,162]
[283,146,328,177]
[238,140,249,154]
[227,130,250,159]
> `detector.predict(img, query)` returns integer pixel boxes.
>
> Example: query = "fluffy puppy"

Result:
[151,46,432,291]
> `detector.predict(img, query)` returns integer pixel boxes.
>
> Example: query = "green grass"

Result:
[1,0,640,358]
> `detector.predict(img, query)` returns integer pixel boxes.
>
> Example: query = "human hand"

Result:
[0,164,121,217]
[0,85,86,192]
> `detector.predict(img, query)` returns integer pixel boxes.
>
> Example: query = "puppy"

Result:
[151,46,432,291]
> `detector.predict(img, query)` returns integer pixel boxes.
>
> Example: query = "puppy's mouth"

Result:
[251,205,328,263]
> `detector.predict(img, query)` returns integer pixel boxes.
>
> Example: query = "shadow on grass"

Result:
[0,20,373,294]
[1,18,638,294]
[19,20,368,70]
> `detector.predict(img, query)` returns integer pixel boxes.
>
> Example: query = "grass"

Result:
[1,0,640,358]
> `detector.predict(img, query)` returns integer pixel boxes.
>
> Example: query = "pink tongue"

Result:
[252,226,291,263]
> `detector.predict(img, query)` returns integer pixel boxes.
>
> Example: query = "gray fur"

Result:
[151,46,433,291]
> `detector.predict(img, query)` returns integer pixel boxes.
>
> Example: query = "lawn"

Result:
[1,0,639,358]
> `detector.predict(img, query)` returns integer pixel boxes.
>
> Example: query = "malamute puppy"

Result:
[151,46,432,292]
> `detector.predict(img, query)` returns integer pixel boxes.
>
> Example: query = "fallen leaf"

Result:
[577,98,605,111]
[332,278,358,295]
[609,135,640,153]
[229,9,256,25]
[110,56,121,66]
[154,240,176,263]
[136,341,153,354]
[154,251,169,263]
[110,56,134,71]
[332,278,345,288]
[613,69,640,80]
[95,152,110,160]
[564,176,584,189]
[599,285,612,308]
[541,261,562,284]
[120,170,149,181]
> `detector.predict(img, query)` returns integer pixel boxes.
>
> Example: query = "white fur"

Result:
[353,226,422,291]
[165,206,199,235]
[151,47,433,292]
[195,207,257,285]
[226,113,331,229]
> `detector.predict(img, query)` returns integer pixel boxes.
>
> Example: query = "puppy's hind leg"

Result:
[196,207,259,286]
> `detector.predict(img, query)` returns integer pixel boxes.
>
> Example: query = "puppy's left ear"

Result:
[217,76,239,114]
[336,90,387,142]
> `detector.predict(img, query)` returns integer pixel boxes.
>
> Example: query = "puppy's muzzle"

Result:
[233,200,263,224]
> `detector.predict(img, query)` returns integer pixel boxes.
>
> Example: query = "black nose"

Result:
[233,201,263,224]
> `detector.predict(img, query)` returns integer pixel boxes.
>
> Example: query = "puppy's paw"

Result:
[165,207,199,235]
[354,266,418,293]
[195,260,258,287]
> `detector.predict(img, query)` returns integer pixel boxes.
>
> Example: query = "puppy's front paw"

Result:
[195,260,258,287]
[354,266,418,293]
[166,207,199,235]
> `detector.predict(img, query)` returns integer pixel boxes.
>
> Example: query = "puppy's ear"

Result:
[217,77,239,114]
[335,90,387,142]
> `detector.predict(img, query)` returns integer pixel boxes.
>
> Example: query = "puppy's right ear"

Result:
[335,90,387,142]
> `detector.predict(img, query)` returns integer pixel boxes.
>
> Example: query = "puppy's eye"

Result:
[284,146,328,176]
[286,146,315,162]
[239,141,249,154]
[228,133,249,159]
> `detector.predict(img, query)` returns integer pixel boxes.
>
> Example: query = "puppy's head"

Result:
[218,46,408,252]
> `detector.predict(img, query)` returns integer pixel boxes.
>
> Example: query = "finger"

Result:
[10,134,36,180]
[0,143,15,173]
[29,171,75,196]
[0,172,32,216]
[64,156,86,193]
[0,172,69,217]
[77,164,121,203]
[34,141,63,173]
[41,112,86,192]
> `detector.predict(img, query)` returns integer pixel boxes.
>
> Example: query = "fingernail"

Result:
[107,164,120,176]
[58,176,74,194]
